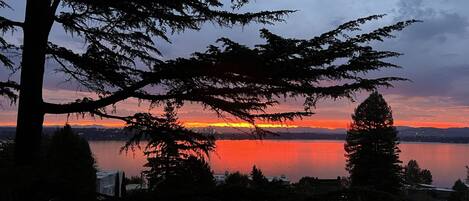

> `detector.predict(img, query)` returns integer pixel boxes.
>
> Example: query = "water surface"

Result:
[89,140,469,187]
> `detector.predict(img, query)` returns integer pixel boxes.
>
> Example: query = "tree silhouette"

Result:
[0,0,417,164]
[294,177,317,195]
[225,172,250,188]
[1,125,97,201]
[250,165,269,189]
[419,169,432,185]
[448,179,469,201]
[404,160,432,185]
[404,160,421,185]
[134,102,215,190]
[43,125,97,201]
[344,92,402,194]
[150,156,216,196]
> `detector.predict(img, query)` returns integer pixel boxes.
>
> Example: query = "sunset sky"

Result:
[1,0,469,129]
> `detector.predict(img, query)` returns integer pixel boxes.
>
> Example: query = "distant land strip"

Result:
[1,126,469,144]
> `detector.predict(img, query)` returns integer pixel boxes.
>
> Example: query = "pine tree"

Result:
[250,165,269,189]
[0,0,417,164]
[344,92,402,194]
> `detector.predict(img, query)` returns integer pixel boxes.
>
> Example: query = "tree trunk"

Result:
[14,1,52,165]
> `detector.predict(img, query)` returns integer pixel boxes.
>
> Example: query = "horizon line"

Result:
[1,123,469,130]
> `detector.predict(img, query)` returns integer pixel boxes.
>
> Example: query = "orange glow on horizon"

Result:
[0,119,468,129]
[184,122,299,128]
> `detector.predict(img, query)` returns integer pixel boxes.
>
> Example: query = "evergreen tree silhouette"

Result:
[43,125,97,201]
[225,172,250,188]
[133,102,215,190]
[404,159,433,185]
[419,169,433,185]
[250,165,269,189]
[404,160,421,185]
[151,156,215,196]
[448,179,469,201]
[344,92,402,194]
[0,0,417,164]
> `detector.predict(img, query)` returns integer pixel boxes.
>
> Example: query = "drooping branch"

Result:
[0,80,20,103]
[88,106,215,156]
[47,43,147,92]
[0,16,24,29]
[0,80,19,89]
[1,0,23,29]
[43,79,152,114]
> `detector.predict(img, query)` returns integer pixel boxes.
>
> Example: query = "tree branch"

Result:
[0,16,24,29]
[43,80,151,114]
[0,80,20,90]
[0,80,20,102]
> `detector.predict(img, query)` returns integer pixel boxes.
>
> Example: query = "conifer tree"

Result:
[250,165,269,189]
[132,102,215,190]
[344,92,402,194]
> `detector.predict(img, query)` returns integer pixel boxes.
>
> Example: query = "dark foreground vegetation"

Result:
[0,125,97,201]
[2,0,467,201]
[2,93,468,201]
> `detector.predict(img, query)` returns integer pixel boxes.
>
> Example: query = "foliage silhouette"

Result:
[250,165,269,189]
[148,156,216,200]
[294,177,318,194]
[225,171,251,188]
[132,102,215,191]
[404,160,433,185]
[122,168,404,201]
[0,125,97,201]
[43,125,97,201]
[0,0,416,164]
[124,176,145,185]
[344,92,403,194]
[448,179,469,201]
[419,169,433,185]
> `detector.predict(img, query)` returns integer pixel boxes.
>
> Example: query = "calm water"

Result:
[89,140,469,188]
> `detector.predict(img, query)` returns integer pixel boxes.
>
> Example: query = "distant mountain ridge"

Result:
[1,126,468,143]
[397,126,469,138]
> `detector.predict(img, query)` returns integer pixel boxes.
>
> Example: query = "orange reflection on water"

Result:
[90,141,148,175]
[209,140,346,180]
[89,140,469,187]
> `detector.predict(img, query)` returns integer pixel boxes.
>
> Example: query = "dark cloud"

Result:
[371,0,469,107]
[384,64,469,105]
[394,0,469,41]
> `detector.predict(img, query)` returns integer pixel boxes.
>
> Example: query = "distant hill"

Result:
[0,127,128,141]
[397,126,469,138]
[1,126,468,143]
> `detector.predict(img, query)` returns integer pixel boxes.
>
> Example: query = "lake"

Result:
[89,140,469,188]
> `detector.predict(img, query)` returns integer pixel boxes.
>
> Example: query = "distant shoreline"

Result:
[87,139,469,146]
[1,127,469,144]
